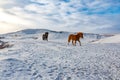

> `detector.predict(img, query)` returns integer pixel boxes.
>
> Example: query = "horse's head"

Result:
[77,32,83,38]
[45,32,49,35]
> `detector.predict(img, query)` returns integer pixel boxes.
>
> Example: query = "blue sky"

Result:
[0,0,120,34]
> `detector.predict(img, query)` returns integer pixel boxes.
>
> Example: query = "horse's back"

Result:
[68,34,76,42]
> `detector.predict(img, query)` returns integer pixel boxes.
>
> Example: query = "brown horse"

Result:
[68,32,83,46]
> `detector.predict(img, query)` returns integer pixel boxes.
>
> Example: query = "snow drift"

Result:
[94,34,120,43]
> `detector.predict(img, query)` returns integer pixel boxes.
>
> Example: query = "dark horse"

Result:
[42,32,49,41]
[68,32,83,46]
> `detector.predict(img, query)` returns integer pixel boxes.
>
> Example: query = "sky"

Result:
[0,0,120,34]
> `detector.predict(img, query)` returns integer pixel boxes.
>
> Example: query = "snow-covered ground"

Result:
[0,29,120,80]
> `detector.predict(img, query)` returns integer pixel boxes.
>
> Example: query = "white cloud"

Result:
[0,0,14,5]
[0,9,34,26]
[0,22,23,34]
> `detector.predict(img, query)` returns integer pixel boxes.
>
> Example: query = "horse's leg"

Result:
[42,35,44,40]
[78,40,81,46]
[68,42,70,45]
[46,36,48,41]
[72,40,73,45]
[68,42,69,45]
[74,41,76,46]
[72,40,76,46]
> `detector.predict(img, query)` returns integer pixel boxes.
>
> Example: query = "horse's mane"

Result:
[77,32,83,38]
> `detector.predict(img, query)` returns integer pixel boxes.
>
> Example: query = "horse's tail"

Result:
[68,35,72,43]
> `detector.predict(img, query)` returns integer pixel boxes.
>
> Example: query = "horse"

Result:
[68,32,83,46]
[42,32,49,41]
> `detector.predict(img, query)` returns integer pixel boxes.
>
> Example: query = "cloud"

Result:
[94,26,120,34]
[0,0,120,34]
[0,21,23,34]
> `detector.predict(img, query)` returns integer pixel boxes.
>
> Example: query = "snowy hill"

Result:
[0,29,120,80]
[94,34,120,43]
[0,29,111,43]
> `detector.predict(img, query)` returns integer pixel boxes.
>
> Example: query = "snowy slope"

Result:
[1,29,110,43]
[94,34,120,43]
[0,29,120,80]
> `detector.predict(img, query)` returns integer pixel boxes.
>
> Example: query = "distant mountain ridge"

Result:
[0,29,113,42]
